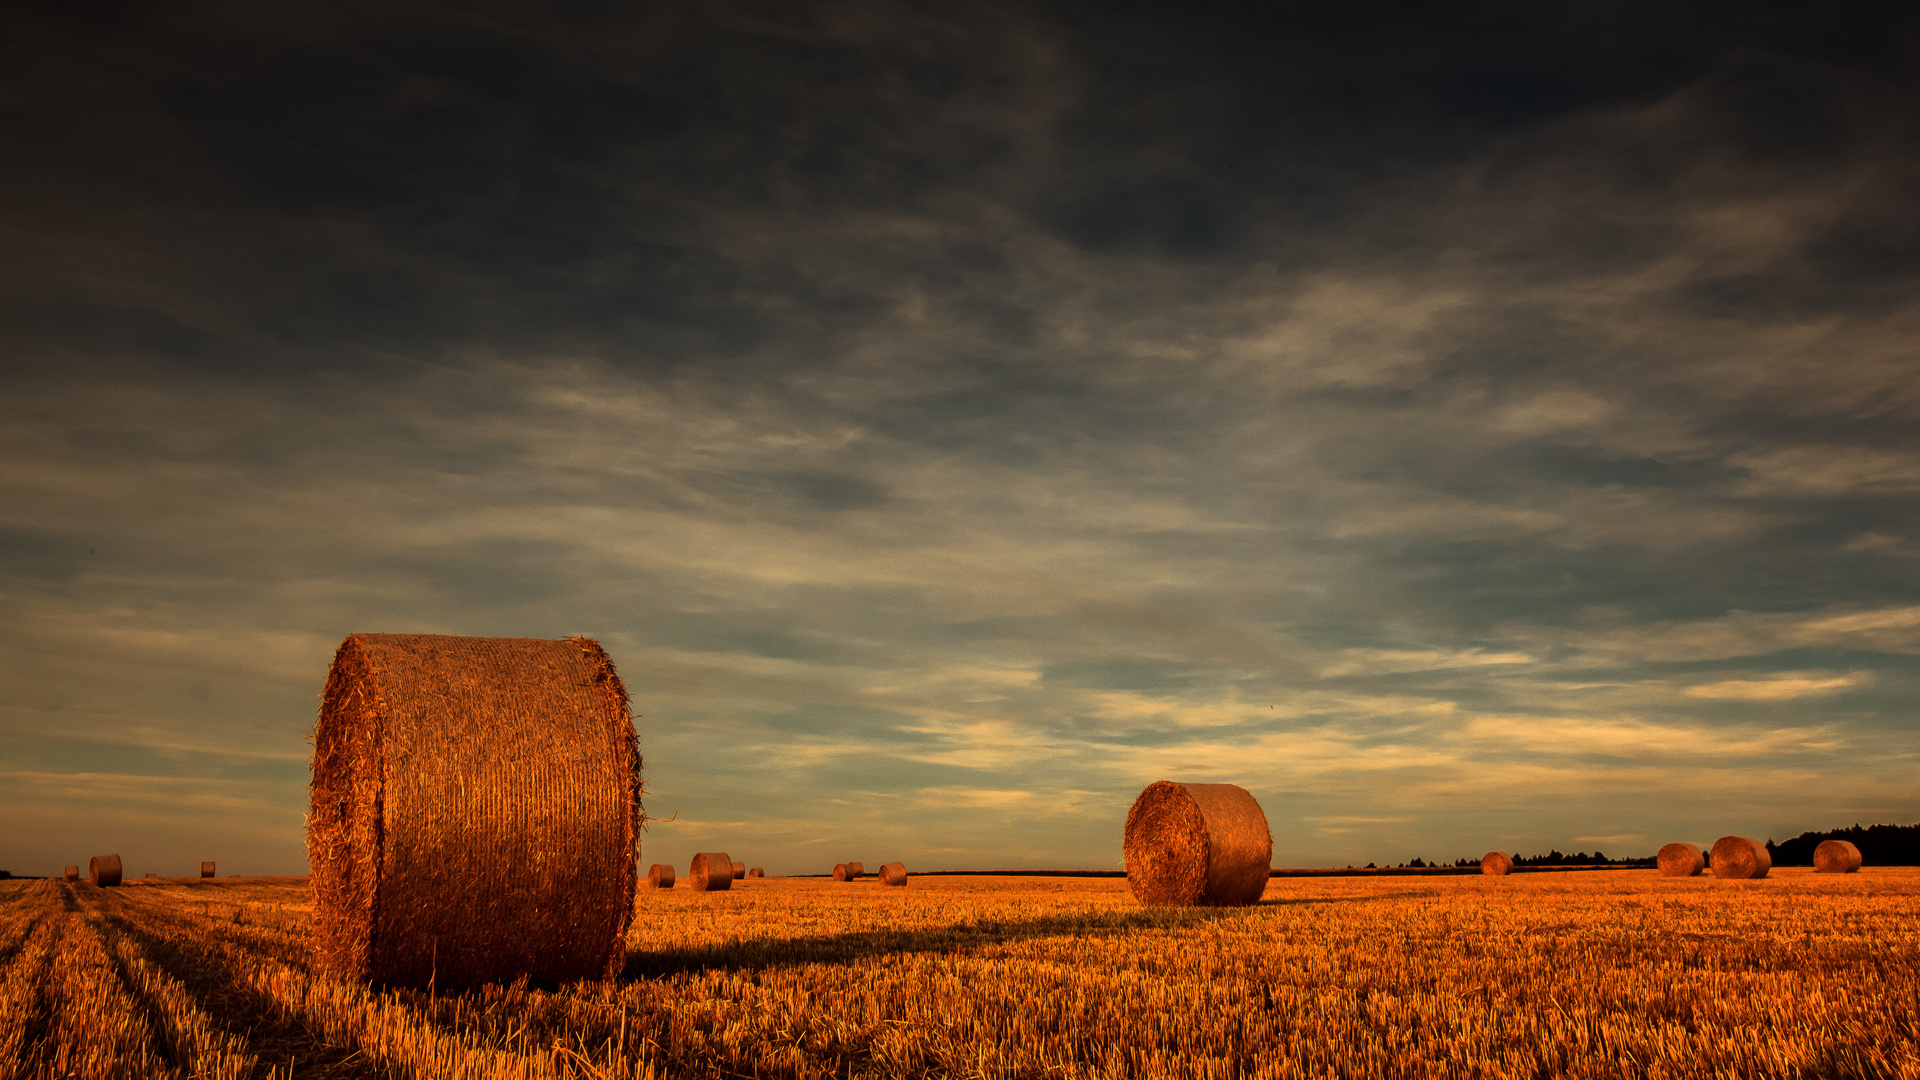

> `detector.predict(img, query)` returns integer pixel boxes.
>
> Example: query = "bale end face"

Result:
[690,852,734,892]
[1124,781,1272,907]
[879,861,907,886]
[1709,836,1771,879]
[646,863,676,889]
[88,854,123,888]
[64,866,79,882]
[1813,839,1863,874]
[747,867,764,878]
[731,860,746,880]
[201,862,216,878]
[1480,852,1513,876]
[1656,842,1705,877]
[832,863,850,881]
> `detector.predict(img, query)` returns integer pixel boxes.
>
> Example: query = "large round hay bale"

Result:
[1124,781,1271,907]
[646,863,675,888]
[201,861,216,878]
[64,866,79,882]
[689,852,734,892]
[1814,839,1863,874]
[731,860,746,880]
[747,867,764,878]
[832,863,850,881]
[1480,852,1513,876]
[1656,842,1705,877]
[879,861,907,886]
[89,854,122,887]
[1709,835,1771,879]
[307,633,641,990]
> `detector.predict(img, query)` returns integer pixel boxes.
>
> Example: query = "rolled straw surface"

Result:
[646,863,675,888]
[731,860,746,880]
[1656,842,1705,877]
[1124,781,1272,906]
[832,863,850,881]
[689,852,734,891]
[748,867,764,878]
[879,861,907,886]
[1480,852,1513,876]
[847,861,866,879]
[1709,835,1771,879]
[1814,839,1863,874]
[201,861,216,878]
[308,633,640,990]
[64,866,79,882]
[89,854,122,887]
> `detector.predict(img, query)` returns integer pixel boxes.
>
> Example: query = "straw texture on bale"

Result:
[1709,835,1771,879]
[308,633,641,990]
[646,863,675,888]
[89,854,122,887]
[879,861,907,886]
[1656,842,1705,877]
[1814,839,1863,874]
[1480,852,1513,876]
[1124,781,1272,907]
[748,867,764,878]
[201,861,216,878]
[64,866,79,882]
[689,852,734,892]
[731,860,745,880]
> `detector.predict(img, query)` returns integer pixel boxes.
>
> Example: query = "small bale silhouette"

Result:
[748,867,764,878]
[1814,839,1863,874]
[1657,842,1705,877]
[646,863,675,889]
[89,854,122,887]
[1124,781,1272,906]
[731,860,745,880]
[1709,835,1771,879]
[690,852,734,892]
[879,861,908,886]
[1480,852,1514,876]
[64,866,79,882]
[308,633,640,990]
[201,862,216,878]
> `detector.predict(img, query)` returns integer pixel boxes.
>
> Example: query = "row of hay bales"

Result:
[60,857,219,886]
[1478,837,1864,879]
[640,857,911,890]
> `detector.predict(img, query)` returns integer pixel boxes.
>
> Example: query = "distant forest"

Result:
[1767,824,1920,866]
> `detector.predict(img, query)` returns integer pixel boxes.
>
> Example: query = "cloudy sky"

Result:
[4,1,1918,877]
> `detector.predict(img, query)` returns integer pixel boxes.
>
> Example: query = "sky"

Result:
[3,0,1919,878]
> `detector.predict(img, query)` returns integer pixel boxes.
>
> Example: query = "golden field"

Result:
[3,868,1919,1079]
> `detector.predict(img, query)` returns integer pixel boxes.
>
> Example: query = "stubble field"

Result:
[2,868,1918,1079]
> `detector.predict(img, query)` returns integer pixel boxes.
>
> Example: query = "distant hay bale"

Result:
[201,862,216,878]
[748,867,764,878]
[1657,842,1705,877]
[1480,852,1513,876]
[1814,839,1863,874]
[847,861,866,879]
[689,852,734,892]
[1709,835,1771,879]
[64,866,79,882]
[646,863,675,889]
[308,633,640,990]
[879,862,907,886]
[832,863,849,881]
[1124,781,1272,907]
[89,854,122,887]
[731,860,745,880]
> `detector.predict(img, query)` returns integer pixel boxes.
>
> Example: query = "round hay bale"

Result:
[646,863,675,889]
[89,854,122,887]
[832,863,850,881]
[879,861,907,886]
[64,866,79,882]
[748,867,764,878]
[731,860,745,880]
[1814,839,1863,874]
[1480,852,1513,876]
[847,861,866,880]
[201,861,216,878]
[689,852,734,892]
[1124,781,1272,907]
[308,633,641,990]
[1656,842,1705,877]
[1709,835,1771,879]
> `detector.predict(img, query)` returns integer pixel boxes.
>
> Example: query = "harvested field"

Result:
[6,869,1920,1077]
